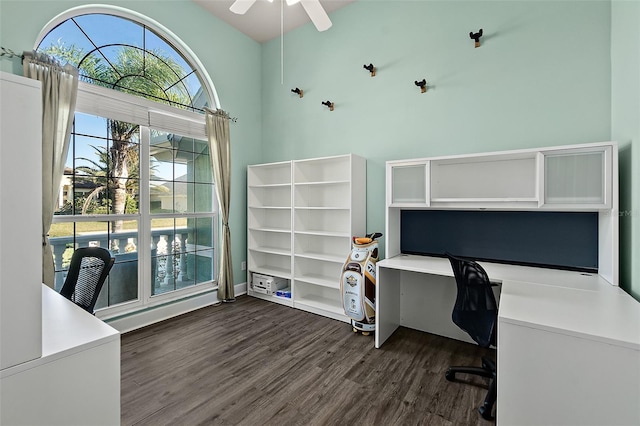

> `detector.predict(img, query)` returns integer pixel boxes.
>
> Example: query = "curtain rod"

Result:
[1,46,236,123]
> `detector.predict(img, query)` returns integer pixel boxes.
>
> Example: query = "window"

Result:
[39,8,218,315]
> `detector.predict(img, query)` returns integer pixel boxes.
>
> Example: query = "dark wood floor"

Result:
[121,296,496,426]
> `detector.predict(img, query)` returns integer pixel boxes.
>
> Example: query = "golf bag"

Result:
[340,233,382,333]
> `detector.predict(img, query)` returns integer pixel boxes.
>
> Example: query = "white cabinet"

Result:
[1,286,120,426]
[0,72,121,425]
[430,153,538,207]
[387,161,428,207]
[247,154,366,321]
[0,72,43,370]
[541,145,612,208]
[385,141,618,285]
[387,142,614,211]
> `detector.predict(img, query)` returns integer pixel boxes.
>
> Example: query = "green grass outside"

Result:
[49,218,187,237]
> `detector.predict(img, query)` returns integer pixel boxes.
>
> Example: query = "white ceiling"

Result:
[192,0,357,43]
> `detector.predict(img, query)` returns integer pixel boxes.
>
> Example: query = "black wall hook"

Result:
[470,29,483,48]
[321,100,334,111]
[291,87,303,98]
[415,79,427,93]
[363,63,376,77]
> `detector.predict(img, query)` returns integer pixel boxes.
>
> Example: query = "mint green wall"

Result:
[612,1,640,300]
[261,1,612,259]
[2,0,635,299]
[0,0,262,289]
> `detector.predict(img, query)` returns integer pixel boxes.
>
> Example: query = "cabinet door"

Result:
[542,146,611,208]
[388,161,428,206]
[429,154,538,207]
[1,73,43,369]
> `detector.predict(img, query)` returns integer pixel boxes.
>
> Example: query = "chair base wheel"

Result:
[445,369,455,381]
[478,405,493,420]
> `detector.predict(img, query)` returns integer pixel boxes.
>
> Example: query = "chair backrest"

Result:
[59,247,115,314]
[445,252,498,348]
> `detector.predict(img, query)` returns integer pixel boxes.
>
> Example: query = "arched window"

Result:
[37,7,218,318]
[38,12,210,112]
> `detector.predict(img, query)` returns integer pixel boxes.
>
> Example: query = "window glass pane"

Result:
[50,223,75,292]
[73,14,143,50]
[184,217,214,285]
[175,181,193,213]
[151,217,196,294]
[37,13,209,111]
[194,183,213,213]
[151,218,185,295]
[97,220,139,309]
[150,132,214,215]
[51,219,139,309]
[62,113,140,216]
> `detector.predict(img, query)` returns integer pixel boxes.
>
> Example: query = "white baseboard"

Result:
[107,281,247,333]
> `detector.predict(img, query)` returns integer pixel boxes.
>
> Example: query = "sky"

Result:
[38,13,205,182]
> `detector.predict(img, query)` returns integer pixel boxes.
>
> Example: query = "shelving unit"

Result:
[247,154,366,321]
[247,161,293,307]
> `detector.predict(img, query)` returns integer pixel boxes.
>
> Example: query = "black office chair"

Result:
[444,252,498,420]
[60,247,115,314]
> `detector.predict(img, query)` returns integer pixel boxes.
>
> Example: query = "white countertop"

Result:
[499,280,640,351]
[379,254,640,350]
[0,285,120,378]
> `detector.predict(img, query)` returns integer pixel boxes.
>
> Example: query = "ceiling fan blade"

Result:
[229,0,258,15]
[300,0,332,32]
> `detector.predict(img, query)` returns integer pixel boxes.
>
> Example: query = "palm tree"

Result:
[77,145,167,216]
[45,42,191,232]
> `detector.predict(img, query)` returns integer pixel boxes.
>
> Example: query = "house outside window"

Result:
[38,8,218,316]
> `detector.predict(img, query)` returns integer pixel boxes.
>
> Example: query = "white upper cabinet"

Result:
[430,153,538,208]
[387,161,429,207]
[541,145,612,209]
[387,142,615,210]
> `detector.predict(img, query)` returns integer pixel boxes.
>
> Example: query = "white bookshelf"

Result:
[247,154,366,321]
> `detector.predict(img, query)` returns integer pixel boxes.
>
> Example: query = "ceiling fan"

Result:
[229,0,332,32]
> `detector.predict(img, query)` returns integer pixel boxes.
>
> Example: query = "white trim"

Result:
[105,281,247,333]
[34,4,220,110]
[75,82,208,140]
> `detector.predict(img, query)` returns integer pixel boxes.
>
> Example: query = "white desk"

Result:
[376,254,640,425]
[0,285,121,425]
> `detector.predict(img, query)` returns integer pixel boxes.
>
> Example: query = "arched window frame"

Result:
[35,4,220,112]
[36,5,222,320]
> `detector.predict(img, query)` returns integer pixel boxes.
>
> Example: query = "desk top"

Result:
[378,255,615,291]
[378,254,640,350]
[499,281,640,351]
[0,285,120,378]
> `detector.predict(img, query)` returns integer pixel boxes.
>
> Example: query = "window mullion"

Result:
[139,126,152,303]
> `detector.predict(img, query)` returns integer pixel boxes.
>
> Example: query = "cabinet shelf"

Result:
[295,252,344,263]
[250,266,292,279]
[248,183,291,189]
[294,230,350,238]
[248,226,291,234]
[294,295,344,316]
[294,180,350,186]
[295,274,339,289]
[248,205,291,210]
[249,247,291,256]
[294,206,349,211]
[247,290,293,307]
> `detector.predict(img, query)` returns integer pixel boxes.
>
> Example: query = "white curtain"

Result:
[23,51,79,288]
[205,108,234,301]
